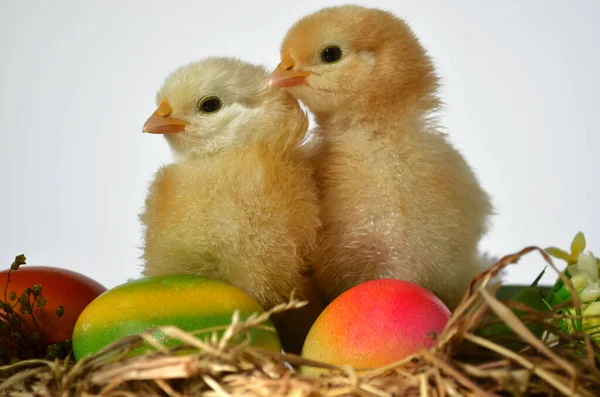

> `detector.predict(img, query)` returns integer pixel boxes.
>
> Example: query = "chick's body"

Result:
[140,58,323,353]
[270,6,493,310]
[310,117,491,310]
[142,149,318,308]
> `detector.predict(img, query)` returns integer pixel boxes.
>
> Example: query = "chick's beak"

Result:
[143,99,187,134]
[268,53,311,88]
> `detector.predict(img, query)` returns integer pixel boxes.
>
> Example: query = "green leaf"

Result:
[512,287,550,312]
[545,275,564,303]
[478,287,549,351]
[531,267,547,287]
[55,306,64,317]
[545,247,570,261]
[541,297,553,311]
[496,284,551,301]
[34,296,46,309]
[495,285,524,301]
[570,231,586,259]
[549,284,574,306]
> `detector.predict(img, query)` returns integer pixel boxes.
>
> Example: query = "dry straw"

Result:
[1,246,599,396]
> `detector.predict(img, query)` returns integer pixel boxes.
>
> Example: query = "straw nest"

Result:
[1,246,599,397]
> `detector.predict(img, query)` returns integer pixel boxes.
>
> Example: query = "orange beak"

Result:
[268,53,311,88]
[142,99,187,134]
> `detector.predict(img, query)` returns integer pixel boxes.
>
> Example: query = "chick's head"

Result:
[269,5,439,120]
[143,57,307,158]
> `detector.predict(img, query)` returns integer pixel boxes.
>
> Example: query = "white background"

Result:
[1,1,598,290]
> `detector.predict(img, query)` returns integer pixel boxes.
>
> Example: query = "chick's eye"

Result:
[320,45,342,63]
[198,96,222,114]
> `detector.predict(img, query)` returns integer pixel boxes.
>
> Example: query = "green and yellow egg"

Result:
[72,275,281,360]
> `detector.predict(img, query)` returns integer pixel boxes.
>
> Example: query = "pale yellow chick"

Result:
[140,57,323,353]
[269,5,494,310]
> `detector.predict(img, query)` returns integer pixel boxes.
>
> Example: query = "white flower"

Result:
[580,282,600,302]
[583,301,600,329]
[570,273,591,290]
[570,252,599,282]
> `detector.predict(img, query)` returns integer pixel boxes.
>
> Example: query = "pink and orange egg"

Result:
[301,279,451,372]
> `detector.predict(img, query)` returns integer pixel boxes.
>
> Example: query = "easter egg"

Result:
[301,279,451,372]
[72,275,281,360]
[0,266,107,344]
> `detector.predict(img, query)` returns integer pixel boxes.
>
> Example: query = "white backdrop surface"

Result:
[1,1,598,289]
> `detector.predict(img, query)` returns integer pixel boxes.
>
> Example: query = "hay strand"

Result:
[0,245,599,396]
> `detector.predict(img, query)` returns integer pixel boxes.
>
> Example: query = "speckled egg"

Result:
[72,275,281,360]
[301,279,451,372]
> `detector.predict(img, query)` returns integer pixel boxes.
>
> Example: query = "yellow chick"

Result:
[140,57,324,353]
[269,5,493,310]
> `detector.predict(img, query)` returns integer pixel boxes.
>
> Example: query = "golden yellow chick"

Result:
[269,5,494,310]
[139,57,324,353]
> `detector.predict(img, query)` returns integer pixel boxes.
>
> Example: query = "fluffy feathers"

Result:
[270,5,494,310]
[140,57,323,353]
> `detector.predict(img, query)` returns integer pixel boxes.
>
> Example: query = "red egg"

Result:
[0,266,107,344]
[301,279,451,371]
